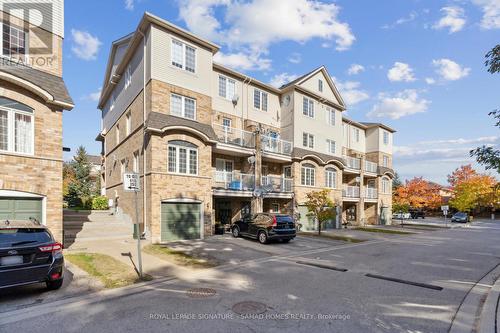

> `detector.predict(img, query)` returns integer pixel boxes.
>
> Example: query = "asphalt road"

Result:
[1,221,500,333]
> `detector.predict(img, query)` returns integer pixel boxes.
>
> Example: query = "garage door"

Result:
[0,198,42,222]
[161,202,201,242]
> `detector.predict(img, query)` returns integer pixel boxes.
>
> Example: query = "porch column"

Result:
[252,127,263,213]
[358,155,366,225]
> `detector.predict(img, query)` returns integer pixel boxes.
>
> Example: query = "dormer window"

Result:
[318,79,323,92]
[1,22,27,59]
[171,39,196,73]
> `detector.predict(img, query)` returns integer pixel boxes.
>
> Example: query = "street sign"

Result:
[123,173,140,192]
[441,205,449,211]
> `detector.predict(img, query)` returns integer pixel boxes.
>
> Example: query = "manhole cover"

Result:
[232,301,267,315]
[186,288,217,298]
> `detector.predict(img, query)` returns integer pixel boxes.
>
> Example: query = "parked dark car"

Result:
[0,219,64,290]
[409,209,425,219]
[451,212,468,223]
[231,213,296,244]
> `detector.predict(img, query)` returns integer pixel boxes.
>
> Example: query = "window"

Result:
[2,23,27,58]
[318,79,323,92]
[218,75,236,100]
[383,131,390,145]
[326,107,335,126]
[301,163,316,186]
[171,39,196,73]
[271,203,280,213]
[327,139,336,154]
[253,89,268,111]
[170,94,196,120]
[110,95,115,112]
[167,141,198,175]
[352,128,360,142]
[382,177,390,194]
[116,124,120,145]
[302,97,314,117]
[215,158,234,182]
[126,112,131,136]
[325,168,337,188]
[383,155,389,167]
[133,151,139,173]
[222,118,231,130]
[124,66,132,89]
[0,98,34,154]
[302,132,314,149]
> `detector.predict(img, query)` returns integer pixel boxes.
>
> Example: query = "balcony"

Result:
[364,160,378,173]
[343,185,360,198]
[261,176,293,192]
[213,123,255,149]
[261,135,292,155]
[214,171,255,191]
[344,156,361,170]
[365,187,378,199]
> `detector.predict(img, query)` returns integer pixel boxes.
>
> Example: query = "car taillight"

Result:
[272,216,277,227]
[39,243,62,254]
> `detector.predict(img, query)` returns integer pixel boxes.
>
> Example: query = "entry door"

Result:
[216,159,233,182]
[346,205,356,222]
[0,198,42,222]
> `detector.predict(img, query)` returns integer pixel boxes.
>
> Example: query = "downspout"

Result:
[138,28,148,236]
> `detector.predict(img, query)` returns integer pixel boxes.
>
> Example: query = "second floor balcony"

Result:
[260,135,292,155]
[365,187,378,199]
[364,160,378,173]
[261,176,293,193]
[343,185,360,198]
[344,156,361,170]
[213,123,255,149]
[213,171,255,191]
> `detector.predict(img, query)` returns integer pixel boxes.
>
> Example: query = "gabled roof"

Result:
[342,116,368,130]
[279,66,346,110]
[360,122,397,133]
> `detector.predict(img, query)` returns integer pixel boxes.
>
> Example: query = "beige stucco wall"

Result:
[298,70,340,105]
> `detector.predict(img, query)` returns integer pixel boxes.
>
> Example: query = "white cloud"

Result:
[387,62,416,82]
[82,88,102,102]
[433,6,466,33]
[269,73,299,88]
[333,77,369,106]
[178,0,355,71]
[213,51,271,71]
[425,77,436,85]
[71,29,101,61]
[288,53,301,64]
[472,0,500,29]
[382,11,418,29]
[347,64,365,75]
[432,58,470,81]
[368,90,430,119]
[125,0,134,11]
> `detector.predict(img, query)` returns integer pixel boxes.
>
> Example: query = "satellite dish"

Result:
[248,156,256,164]
[253,188,263,197]
[232,94,240,105]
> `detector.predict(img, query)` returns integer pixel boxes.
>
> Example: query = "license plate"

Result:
[0,255,23,266]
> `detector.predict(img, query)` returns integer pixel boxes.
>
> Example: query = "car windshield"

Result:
[0,228,52,247]
[455,213,467,217]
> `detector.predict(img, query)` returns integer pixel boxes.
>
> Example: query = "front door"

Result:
[346,205,356,223]
[216,200,232,225]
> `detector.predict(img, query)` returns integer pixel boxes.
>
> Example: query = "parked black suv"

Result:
[0,220,64,290]
[409,209,425,219]
[231,213,296,244]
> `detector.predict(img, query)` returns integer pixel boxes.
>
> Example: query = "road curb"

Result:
[450,263,500,333]
[478,271,500,333]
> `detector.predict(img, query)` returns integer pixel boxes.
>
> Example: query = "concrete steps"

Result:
[63,209,133,247]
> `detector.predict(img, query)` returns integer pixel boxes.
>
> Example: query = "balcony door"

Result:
[216,159,233,182]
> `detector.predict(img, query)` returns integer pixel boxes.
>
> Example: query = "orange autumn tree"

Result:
[394,177,441,210]
[447,164,479,187]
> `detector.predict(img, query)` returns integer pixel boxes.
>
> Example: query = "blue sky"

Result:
[63,0,500,184]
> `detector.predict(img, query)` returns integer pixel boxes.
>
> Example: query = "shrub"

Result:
[91,196,109,210]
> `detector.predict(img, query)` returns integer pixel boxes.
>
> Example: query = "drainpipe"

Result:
[138,28,148,236]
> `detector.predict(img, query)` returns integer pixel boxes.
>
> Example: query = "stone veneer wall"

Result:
[0,81,64,241]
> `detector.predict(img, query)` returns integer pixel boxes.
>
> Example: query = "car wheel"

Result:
[258,231,268,244]
[46,279,63,290]
[232,226,240,238]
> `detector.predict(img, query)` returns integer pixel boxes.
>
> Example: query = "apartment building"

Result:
[0,1,73,241]
[97,12,395,243]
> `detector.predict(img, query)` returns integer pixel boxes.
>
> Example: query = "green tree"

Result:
[304,189,336,235]
[392,172,403,191]
[470,45,500,170]
[66,146,93,207]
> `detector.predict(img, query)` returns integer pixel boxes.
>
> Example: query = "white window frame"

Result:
[326,139,336,155]
[0,105,34,155]
[170,94,196,120]
[124,65,132,89]
[301,164,316,187]
[318,79,323,92]
[325,168,337,189]
[133,151,139,173]
[170,39,196,73]
[253,88,268,111]
[326,107,335,126]
[303,97,314,118]
[167,143,198,176]
[383,131,390,145]
[120,159,126,179]
[352,128,360,143]
[0,21,29,61]
[125,111,131,136]
[222,117,232,130]
[218,75,236,101]
[383,155,389,167]
[381,177,391,194]
[302,132,314,149]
